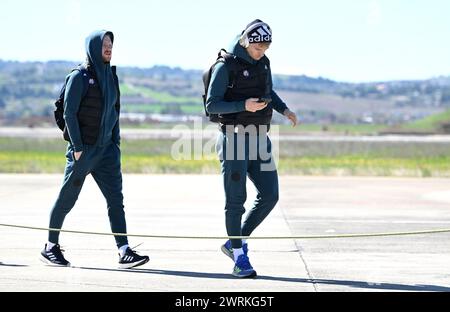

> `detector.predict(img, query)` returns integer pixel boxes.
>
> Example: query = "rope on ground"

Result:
[1,223,450,239]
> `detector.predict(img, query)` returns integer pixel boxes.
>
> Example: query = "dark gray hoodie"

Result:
[63,30,119,152]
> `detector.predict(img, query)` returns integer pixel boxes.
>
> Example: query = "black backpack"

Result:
[54,64,93,131]
[202,49,238,123]
[54,64,120,132]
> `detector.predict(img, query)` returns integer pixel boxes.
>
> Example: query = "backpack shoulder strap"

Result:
[53,65,91,132]
[203,49,233,100]
[58,65,91,103]
[216,49,239,88]
[72,64,92,99]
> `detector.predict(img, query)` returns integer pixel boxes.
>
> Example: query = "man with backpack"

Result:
[41,30,149,269]
[205,20,298,278]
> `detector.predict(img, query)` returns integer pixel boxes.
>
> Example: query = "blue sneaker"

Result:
[232,254,257,278]
[221,240,248,261]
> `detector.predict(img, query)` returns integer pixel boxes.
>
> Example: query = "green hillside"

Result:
[402,109,450,132]
[1,60,450,129]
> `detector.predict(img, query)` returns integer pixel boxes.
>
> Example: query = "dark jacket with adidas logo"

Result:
[206,35,289,127]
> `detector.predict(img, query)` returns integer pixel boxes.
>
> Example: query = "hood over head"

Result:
[85,30,114,93]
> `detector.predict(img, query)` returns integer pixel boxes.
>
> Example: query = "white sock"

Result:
[242,239,247,245]
[233,248,244,262]
[119,245,129,257]
[46,242,56,251]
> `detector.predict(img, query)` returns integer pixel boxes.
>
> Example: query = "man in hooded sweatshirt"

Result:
[206,20,298,278]
[40,30,149,269]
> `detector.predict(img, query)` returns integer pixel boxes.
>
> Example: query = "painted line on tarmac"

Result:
[290,220,450,224]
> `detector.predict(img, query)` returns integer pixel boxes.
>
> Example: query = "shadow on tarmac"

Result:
[73,266,450,292]
[0,262,28,267]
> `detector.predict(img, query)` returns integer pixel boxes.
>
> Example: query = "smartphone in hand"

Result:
[257,97,272,104]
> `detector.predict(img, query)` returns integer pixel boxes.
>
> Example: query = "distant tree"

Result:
[161,104,182,115]
[441,90,450,103]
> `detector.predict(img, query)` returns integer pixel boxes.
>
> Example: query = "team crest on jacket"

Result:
[89,79,95,85]
[243,70,249,77]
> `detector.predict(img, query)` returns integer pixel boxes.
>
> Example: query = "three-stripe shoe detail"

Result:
[40,244,70,267]
[118,247,149,269]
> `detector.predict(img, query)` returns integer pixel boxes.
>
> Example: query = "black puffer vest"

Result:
[63,65,120,145]
[218,55,272,127]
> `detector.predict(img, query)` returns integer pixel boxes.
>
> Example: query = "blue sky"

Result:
[1,0,449,82]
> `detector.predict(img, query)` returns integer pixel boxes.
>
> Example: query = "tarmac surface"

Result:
[0,174,449,292]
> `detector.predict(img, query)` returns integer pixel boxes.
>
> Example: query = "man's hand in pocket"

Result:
[74,151,83,161]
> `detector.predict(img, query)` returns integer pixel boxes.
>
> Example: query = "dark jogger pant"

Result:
[217,132,279,249]
[48,141,128,248]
